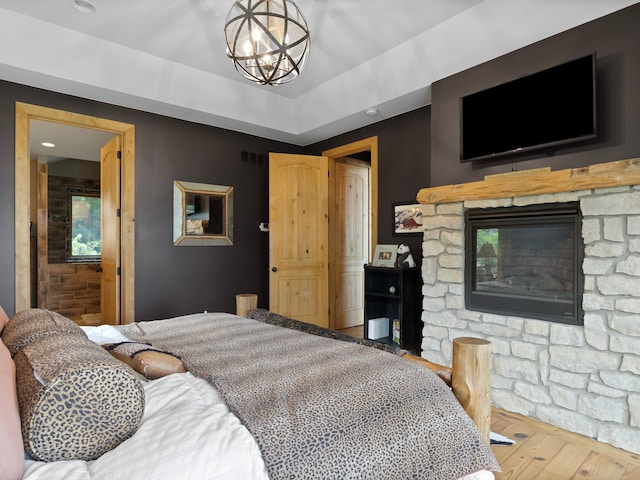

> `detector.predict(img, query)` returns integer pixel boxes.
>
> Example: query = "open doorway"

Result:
[324,137,378,330]
[32,121,113,324]
[14,103,136,324]
[267,137,378,331]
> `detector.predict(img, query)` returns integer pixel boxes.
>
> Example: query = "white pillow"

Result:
[80,325,130,345]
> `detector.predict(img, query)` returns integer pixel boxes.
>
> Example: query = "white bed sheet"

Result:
[80,325,130,345]
[22,372,269,480]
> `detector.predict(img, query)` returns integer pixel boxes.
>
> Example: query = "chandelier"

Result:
[224,0,310,86]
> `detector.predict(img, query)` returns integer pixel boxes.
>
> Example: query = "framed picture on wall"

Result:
[393,202,424,235]
[372,244,398,267]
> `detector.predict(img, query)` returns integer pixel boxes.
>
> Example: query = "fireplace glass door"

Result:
[465,202,583,325]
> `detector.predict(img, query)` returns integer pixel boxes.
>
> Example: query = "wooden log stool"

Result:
[235,293,258,317]
[451,337,492,442]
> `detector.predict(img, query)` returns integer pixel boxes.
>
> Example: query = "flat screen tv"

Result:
[460,53,596,162]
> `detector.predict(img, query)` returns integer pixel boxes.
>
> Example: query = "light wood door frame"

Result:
[14,102,136,323]
[323,136,378,329]
[322,136,378,262]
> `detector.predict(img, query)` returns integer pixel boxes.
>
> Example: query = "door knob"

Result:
[271,266,278,272]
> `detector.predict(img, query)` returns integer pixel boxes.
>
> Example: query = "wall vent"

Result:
[241,151,267,167]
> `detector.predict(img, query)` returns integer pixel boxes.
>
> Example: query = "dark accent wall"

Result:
[431,4,640,186]
[0,80,298,318]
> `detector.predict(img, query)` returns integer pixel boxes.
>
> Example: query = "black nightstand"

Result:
[363,265,421,353]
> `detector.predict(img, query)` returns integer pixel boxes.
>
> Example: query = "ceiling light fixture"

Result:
[70,0,97,14]
[41,142,56,148]
[224,0,310,86]
[365,108,379,117]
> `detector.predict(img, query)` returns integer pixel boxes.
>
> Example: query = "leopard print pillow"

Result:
[1,308,86,357]
[15,333,145,462]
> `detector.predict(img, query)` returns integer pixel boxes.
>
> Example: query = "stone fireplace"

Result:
[416,159,640,455]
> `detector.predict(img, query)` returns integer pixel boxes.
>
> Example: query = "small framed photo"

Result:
[372,244,398,267]
[393,202,424,235]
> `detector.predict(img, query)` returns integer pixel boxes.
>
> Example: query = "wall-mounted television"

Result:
[460,53,596,163]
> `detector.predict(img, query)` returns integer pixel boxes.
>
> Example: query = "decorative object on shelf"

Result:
[367,317,389,340]
[392,319,401,344]
[393,202,424,235]
[372,244,398,267]
[395,243,416,268]
[224,0,311,86]
[173,181,234,246]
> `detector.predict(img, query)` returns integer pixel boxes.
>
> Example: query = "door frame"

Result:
[14,102,136,323]
[322,136,378,260]
[322,136,378,329]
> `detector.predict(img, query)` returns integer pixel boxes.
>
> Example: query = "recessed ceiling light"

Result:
[365,108,379,117]
[70,0,97,14]
[41,142,55,148]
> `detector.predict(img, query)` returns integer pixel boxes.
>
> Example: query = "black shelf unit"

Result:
[363,265,421,353]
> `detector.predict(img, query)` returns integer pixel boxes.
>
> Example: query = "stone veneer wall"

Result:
[420,185,640,455]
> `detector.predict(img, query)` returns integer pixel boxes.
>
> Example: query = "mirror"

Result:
[173,181,233,246]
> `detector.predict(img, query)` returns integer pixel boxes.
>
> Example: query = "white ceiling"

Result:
[1,0,637,155]
[29,120,114,162]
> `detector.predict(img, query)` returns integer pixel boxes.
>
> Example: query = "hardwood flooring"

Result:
[70,313,102,326]
[339,324,640,479]
[338,325,364,338]
[491,408,640,479]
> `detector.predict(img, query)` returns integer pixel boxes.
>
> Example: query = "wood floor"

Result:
[339,324,640,479]
[491,408,640,479]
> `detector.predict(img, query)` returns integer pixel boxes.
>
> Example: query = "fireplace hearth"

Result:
[465,202,583,325]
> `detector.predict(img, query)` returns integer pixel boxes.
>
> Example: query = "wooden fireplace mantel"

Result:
[416,158,640,205]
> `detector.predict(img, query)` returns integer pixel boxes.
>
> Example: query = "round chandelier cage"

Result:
[224,0,310,86]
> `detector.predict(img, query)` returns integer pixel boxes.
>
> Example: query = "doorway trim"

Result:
[14,102,136,323]
[322,136,378,261]
[322,136,378,329]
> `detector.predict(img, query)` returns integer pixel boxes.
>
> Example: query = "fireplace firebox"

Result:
[465,202,583,325]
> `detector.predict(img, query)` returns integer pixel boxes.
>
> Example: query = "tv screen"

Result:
[460,54,596,162]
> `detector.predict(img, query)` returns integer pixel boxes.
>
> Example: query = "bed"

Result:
[0,306,499,480]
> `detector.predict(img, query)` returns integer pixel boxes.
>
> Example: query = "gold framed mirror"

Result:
[173,181,233,246]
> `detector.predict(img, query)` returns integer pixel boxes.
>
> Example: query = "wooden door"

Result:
[269,153,330,328]
[100,136,121,325]
[333,159,370,329]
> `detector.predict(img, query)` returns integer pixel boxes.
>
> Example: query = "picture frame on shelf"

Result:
[372,244,398,267]
[393,202,424,235]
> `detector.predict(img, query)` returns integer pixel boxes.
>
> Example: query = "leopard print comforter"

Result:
[119,313,498,480]
[247,308,406,355]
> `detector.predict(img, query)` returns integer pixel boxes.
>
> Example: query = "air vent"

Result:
[241,151,267,167]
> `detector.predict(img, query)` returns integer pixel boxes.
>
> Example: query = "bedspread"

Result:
[119,313,499,480]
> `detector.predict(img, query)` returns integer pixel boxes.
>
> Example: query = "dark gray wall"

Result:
[431,4,640,186]
[0,81,298,318]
